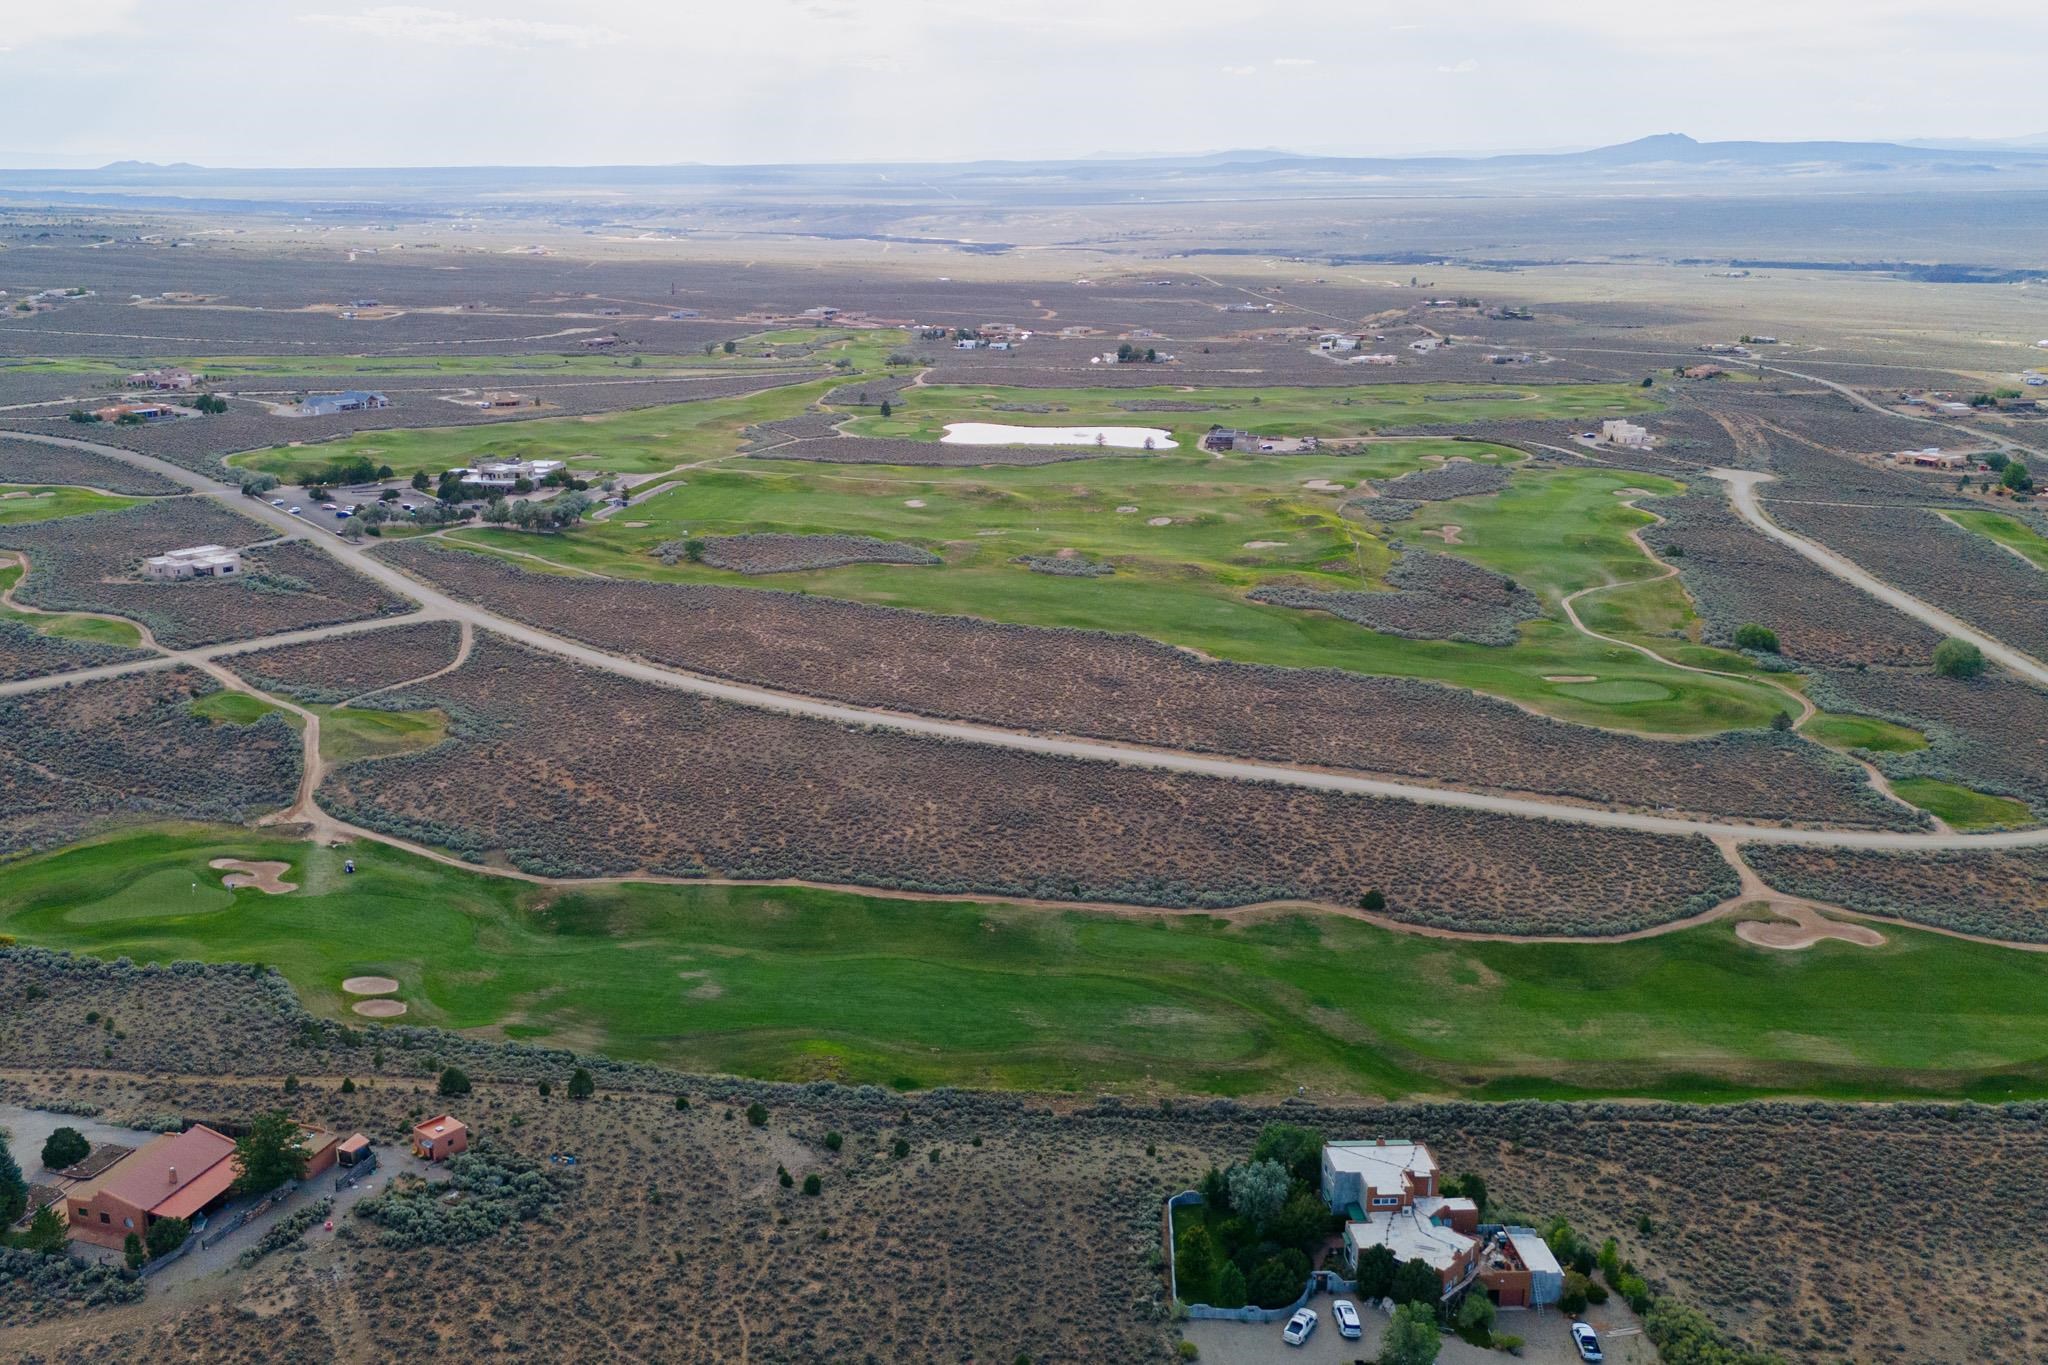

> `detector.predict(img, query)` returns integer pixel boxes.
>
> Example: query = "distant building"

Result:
[1318,333,1359,352]
[667,308,701,319]
[1352,353,1400,366]
[124,367,197,391]
[447,457,566,490]
[1681,364,1728,380]
[300,390,389,416]
[143,544,241,581]
[578,336,622,349]
[412,1115,469,1163]
[92,402,179,423]
[1599,419,1652,449]
[479,391,532,408]
[1485,352,1534,366]
[1408,338,1443,353]
[1894,447,1968,469]
[955,338,981,350]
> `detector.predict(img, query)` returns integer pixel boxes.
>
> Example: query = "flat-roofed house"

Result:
[1323,1139,1483,1299]
[1599,419,1652,449]
[143,545,241,581]
[412,1114,469,1162]
[66,1125,240,1250]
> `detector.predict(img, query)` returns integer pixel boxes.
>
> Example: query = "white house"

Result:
[447,457,566,491]
[1599,419,1652,449]
[143,545,241,581]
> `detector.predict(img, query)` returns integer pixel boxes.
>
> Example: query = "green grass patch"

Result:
[1803,712,1928,754]
[0,564,146,648]
[1945,508,2048,572]
[311,704,448,763]
[1891,777,2033,830]
[187,691,294,726]
[0,485,140,526]
[446,456,1789,736]
[11,826,2048,1101]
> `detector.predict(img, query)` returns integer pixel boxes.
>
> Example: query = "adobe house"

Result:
[66,1125,239,1250]
[412,1114,469,1162]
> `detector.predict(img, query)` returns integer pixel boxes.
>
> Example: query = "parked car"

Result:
[1332,1299,1361,1338]
[335,509,352,519]
[320,502,338,510]
[269,498,286,506]
[288,506,302,516]
[1281,1308,1317,1346]
[1572,1321,1605,1362]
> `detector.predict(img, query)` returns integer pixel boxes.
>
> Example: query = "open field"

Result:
[0,484,139,525]
[7,827,2048,1102]
[438,454,1800,735]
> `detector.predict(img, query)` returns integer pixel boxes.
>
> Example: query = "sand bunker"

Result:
[1116,504,1139,514]
[342,976,400,995]
[1737,903,1886,951]
[904,499,927,508]
[1424,525,1465,545]
[1243,540,1288,549]
[622,520,650,528]
[1301,479,1346,492]
[1615,487,1654,497]
[1146,516,1173,526]
[940,421,1177,449]
[351,998,408,1018]
[209,858,297,894]
[1544,675,1599,683]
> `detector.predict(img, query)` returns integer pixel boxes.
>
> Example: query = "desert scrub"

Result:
[352,1146,564,1248]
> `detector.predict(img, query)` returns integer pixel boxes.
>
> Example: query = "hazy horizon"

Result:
[2,0,2045,168]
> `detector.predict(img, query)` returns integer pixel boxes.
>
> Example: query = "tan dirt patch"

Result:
[352,998,409,1017]
[342,975,401,995]
[209,858,297,894]
[1301,479,1345,492]
[1115,504,1139,513]
[622,520,650,528]
[1615,487,1654,497]
[1544,674,1599,683]
[1146,516,1173,526]
[1242,540,1288,549]
[904,499,927,508]
[1423,524,1465,545]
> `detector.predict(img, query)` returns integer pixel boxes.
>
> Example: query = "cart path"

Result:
[3,428,2047,852]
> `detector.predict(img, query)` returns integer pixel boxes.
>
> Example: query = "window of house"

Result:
[99,1211,110,1224]
[1372,1196,1400,1207]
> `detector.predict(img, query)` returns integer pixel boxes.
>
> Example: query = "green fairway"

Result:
[446,452,1789,735]
[1890,777,2033,830]
[227,375,852,481]
[188,691,298,727]
[840,380,1658,448]
[0,562,146,646]
[8,826,2048,1101]
[312,703,447,763]
[0,484,140,526]
[1802,711,1928,754]
[1945,507,2048,572]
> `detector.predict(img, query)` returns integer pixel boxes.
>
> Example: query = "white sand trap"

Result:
[342,976,400,995]
[939,422,1178,449]
[1737,904,1885,951]
[1243,540,1288,549]
[1423,525,1465,545]
[210,858,297,894]
[1544,675,1599,683]
[1615,487,1653,497]
[1301,479,1346,492]
[904,498,927,508]
[352,998,408,1018]
[1115,504,1139,514]
[622,520,650,528]
[1146,516,1173,526]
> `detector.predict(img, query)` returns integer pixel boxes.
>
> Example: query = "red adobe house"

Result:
[66,1125,240,1250]
[412,1115,469,1162]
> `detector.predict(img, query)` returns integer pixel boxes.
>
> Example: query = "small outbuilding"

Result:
[412,1115,469,1162]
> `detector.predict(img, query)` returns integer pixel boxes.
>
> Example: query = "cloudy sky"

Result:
[3,1,2043,167]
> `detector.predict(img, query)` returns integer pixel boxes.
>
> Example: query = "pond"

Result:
[939,422,1179,449]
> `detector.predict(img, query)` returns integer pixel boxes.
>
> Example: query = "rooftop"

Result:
[1347,1203,1475,1273]
[1505,1230,1563,1278]
[75,1124,238,1217]
[1324,1139,1438,1189]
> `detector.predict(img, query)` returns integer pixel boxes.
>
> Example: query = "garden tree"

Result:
[123,1232,146,1271]
[1456,1291,1497,1343]
[1224,1159,1290,1231]
[1354,1242,1398,1300]
[568,1067,595,1100]
[1559,1268,1593,1314]
[41,1126,90,1171]
[1734,623,1780,653]
[1245,1249,1310,1308]
[483,499,511,525]
[1392,1256,1443,1307]
[1174,1225,1221,1302]
[1198,1165,1231,1214]
[233,1111,309,1196]
[18,1203,66,1255]
[0,1133,26,1224]
[438,1066,472,1097]
[880,399,892,418]
[1251,1122,1325,1185]
[1932,637,1987,679]
[411,470,431,491]
[1208,1260,1248,1310]
[1769,710,1793,731]
[1598,1236,1622,1282]
[1644,1297,1787,1365]
[746,1101,769,1127]
[1360,888,1387,912]
[2003,459,2034,492]
[1985,450,2011,473]
[1268,1189,1334,1251]
[1380,1301,1442,1365]
[193,393,229,415]
[145,1214,191,1259]
[1441,1172,1488,1218]
[722,340,738,354]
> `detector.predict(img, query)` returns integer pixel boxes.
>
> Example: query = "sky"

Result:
[2,0,2045,167]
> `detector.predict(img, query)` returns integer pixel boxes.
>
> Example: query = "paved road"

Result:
[1714,467,2048,690]
[8,428,2048,854]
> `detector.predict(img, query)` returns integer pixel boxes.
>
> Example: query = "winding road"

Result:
[7,428,2048,857]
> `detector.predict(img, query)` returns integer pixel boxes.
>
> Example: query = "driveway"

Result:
[1182,1291,1657,1365]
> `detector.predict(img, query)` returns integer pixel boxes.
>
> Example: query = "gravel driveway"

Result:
[1182,1292,1659,1365]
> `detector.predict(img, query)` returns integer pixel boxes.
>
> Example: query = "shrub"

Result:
[824,1130,842,1151]
[802,1173,821,1196]
[1224,1160,1289,1230]
[123,1232,145,1270]
[1457,1291,1497,1344]
[438,1066,472,1097]
[1932,638,1987,679]
[892,1138,910,1159]
[1174,1225,1220,1303]
[40,1127,89,1171]
[1734,623,1780,653]
[1560,1268,1592,1314]
[1245,1250,1309,1309]
[145,1214,191,1259]
[1382,1301,1442,1365]
[675,1094,689,1110]
[746,1101,769,1127]
[568,1067,595,1100]
[1360,888,1387,912]
[1209,1261,1247,1310]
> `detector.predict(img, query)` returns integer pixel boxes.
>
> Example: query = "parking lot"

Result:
[1182,1291,1656,1365]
